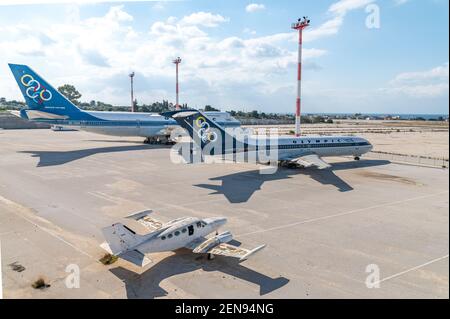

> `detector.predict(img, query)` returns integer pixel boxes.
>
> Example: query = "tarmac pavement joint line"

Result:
[0,195,96,261]
[235,190,449,238]
[373,254,449,286]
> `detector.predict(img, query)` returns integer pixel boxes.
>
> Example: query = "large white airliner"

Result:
[166,109,373,169]
[8,64,239,143]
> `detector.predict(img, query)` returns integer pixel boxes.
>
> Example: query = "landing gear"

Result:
[354,156,360,161]
[278,161,303,169]
[144,136,174,145]
[207,253,215,260]
[144,137,160,144]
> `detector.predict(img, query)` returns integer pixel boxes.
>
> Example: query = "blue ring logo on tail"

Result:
[20,74,52,103]
[195,116,218,142]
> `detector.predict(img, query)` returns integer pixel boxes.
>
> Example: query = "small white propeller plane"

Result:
[100,210,266,267]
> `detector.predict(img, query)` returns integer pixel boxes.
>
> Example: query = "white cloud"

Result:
[245,3,266,13]
[391,63,449,84]
[0,6,326,110]
[393,0,409,6]
[243,28,257,35]
[304,0,374,42]
[328,0,374,16]
[382,63,449,97]
[179,12,229,28]
[104,4,133,22]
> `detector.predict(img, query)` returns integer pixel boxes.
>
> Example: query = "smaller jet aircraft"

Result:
[100,210,266,267]
[164,109,373,169]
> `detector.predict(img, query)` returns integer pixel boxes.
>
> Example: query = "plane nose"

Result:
[366,139,373,151]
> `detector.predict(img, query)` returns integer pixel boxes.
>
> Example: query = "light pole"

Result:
[129,71,135,112]
[173,57,182,110]
[291,16,310,136]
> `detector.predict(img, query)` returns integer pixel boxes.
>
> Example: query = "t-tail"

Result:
[100,223,151,267]
[8,63,91,121]
[163,109,244,156]
[100,223,145,256]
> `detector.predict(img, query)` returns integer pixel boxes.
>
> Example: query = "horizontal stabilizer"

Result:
[239,244,266,261]
[125,209,153,220]
[119,249,152,267]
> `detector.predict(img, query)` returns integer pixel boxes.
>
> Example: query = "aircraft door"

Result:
[188,225,194,236]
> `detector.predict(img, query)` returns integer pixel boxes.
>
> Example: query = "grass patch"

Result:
[32,277,51,290]
[99,253,118,265]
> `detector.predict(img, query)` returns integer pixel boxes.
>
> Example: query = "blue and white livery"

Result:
[166,109,373,169]
[8,64,240,142]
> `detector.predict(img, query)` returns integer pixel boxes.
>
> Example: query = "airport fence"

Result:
[367,151,449,168]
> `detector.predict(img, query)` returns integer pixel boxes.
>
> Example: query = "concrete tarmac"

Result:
[0,130,448,298]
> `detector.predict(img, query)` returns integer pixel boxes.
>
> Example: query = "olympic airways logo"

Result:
[20,74,52,103]
[195,116,218,143]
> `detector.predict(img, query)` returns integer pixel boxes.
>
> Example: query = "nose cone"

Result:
[364,139,373,153]
[366,139,373,151]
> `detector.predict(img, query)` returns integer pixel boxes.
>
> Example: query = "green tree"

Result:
[204,105,219,112]
[57,84,82,105]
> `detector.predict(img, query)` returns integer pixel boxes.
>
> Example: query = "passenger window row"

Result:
[161,222,205,240]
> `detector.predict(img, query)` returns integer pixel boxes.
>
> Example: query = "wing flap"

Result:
[207,243,266,261]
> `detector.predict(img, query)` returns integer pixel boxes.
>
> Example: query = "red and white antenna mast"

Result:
[291,17,310,137]
[173,57,182,110]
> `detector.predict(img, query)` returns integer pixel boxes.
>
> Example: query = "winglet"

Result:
[239,244,266,261]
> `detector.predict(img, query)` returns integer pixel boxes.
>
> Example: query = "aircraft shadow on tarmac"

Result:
[18,144,169,167]
[194,160,390,203]
[110,250,290,299]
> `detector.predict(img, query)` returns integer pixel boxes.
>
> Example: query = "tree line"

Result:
[0,83,334,123]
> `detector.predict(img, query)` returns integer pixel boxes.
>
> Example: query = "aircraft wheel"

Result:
[354,156,360,161]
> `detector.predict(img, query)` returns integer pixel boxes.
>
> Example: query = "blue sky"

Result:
[0,0,448,114]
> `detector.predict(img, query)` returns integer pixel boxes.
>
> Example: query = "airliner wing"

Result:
[125,209,163,231]
[295,154,331,169]
[281,153,331,169]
